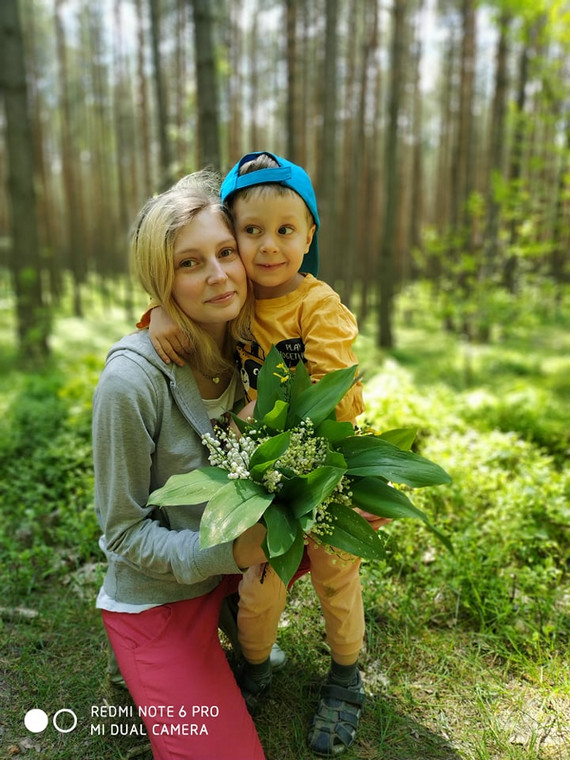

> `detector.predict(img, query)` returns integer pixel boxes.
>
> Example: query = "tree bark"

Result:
[316,0,339,285]
[0,0,50,362]
[377,0,406,349]
[149,0,173,187]
[191,0,221,170]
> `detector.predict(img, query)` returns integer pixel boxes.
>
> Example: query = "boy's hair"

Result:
[229,155,312,226]
[131,170,254,375]
[220,151,320,276]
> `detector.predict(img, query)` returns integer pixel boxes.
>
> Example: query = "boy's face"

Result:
[232,190,316,299]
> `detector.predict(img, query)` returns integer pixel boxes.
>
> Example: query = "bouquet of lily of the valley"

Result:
[148,346,452,585]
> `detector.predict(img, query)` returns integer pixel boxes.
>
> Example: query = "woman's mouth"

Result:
[207,291,236,304]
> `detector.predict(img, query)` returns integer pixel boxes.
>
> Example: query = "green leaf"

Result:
[335,436,452,486]
[323,447,348,469]
[230,413,255,435]
[280,466,346,518]
[289,359,312,405]
[267,524,305,586]
[263,501,297,557]
[350,477,433,520]
[248,431,290,475]
[254,346,290,421]
[199,479,274,548]
[148,467,229,506]
[318,503,386,560]
[262,399,289,431]
[350,477,453,553]
[288,364,358,427]
[316,419,355,443]
[378,427,417,450]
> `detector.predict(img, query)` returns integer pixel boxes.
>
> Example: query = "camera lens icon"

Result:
[25,708,77,734]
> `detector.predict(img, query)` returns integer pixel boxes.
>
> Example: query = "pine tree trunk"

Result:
[191,0,221,170]
[377,0,406,349]
[0,0,50,362]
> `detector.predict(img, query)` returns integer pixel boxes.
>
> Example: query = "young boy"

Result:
[146,152,375,756]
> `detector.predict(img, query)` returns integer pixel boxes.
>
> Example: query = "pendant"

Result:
[212,376,220,384]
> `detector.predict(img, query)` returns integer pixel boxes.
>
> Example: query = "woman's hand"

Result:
[149,306,192,367]
[229,399,256,437]
[232,523,267,569]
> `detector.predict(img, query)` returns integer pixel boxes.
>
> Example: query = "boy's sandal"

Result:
[307,674,365,756]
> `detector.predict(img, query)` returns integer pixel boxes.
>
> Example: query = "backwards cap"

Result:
[220,151,320,277]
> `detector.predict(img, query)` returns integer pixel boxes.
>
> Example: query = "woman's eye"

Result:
[220,247,237,258]
[180,259,198,268]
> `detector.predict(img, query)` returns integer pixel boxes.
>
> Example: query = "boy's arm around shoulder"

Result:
[138,302,192,367]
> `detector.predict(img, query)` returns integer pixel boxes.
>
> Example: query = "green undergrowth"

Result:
[1,281,569,759]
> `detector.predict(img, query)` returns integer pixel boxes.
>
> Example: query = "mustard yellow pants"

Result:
[237,539,364,666]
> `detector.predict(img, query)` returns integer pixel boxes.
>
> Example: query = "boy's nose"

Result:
[260,234,278,253]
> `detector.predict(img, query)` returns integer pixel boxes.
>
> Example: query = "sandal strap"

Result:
[321,682,366,707]
[307,675,365,755]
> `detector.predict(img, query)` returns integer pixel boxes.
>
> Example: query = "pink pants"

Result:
[101,576,265,760]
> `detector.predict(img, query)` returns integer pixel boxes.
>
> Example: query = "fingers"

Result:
[150,335,186,367]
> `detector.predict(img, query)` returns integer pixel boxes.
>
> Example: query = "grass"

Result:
[0,280,569,759]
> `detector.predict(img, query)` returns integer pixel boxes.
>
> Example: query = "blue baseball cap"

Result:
[220,151,320,277]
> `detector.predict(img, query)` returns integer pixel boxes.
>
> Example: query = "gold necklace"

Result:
[200,370,227,385]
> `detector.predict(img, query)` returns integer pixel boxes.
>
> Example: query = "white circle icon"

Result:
[52,708,78,733]
[24,709,49,733]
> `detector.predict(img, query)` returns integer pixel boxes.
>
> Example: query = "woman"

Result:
[92,171,267,760]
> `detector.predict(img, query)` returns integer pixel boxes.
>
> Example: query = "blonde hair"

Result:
[131,171,254,376]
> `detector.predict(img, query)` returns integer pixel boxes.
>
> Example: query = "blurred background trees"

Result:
[0,0,569,360]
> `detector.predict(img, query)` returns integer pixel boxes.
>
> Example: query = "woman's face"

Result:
[171,207,247,340]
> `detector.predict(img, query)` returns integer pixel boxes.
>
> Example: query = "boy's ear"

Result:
[305,223,316,253]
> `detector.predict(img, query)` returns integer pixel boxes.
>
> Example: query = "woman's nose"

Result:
[206,258,228,282]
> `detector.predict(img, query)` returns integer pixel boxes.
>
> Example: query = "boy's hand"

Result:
[149,306,192,367]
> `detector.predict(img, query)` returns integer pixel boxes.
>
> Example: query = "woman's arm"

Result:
[93,354,261,584]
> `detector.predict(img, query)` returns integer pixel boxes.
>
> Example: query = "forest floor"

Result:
[0,282,568,759]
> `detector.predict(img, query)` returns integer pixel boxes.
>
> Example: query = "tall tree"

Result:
[55,0,87,316]
[149,0,173,187]
[191,0,221,170]
[285,0,300,161]
[450,0,476,234]
[482,9,511,283]
[135,0,154,196]
[0,0,50,362]
[316,0,339,285]
[378,0,407,349]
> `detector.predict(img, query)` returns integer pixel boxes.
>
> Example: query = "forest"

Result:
[0,0,569,759]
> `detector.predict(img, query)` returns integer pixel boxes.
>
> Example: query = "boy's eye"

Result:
[244,225,261,235]
[278,225,294,235]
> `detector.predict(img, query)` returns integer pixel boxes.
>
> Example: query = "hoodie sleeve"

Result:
[92,352,242,587]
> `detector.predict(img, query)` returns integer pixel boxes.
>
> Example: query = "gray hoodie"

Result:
[93,330,242,606]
